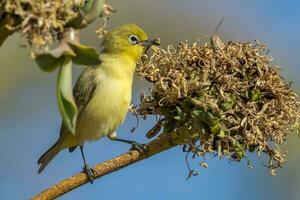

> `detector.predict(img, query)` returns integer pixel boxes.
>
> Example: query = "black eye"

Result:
[128,35,139,44]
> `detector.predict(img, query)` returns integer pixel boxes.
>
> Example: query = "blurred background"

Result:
[1,0,300,199]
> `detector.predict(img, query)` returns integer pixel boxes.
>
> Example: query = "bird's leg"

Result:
[79,144,96,184]
[113,138,148,154]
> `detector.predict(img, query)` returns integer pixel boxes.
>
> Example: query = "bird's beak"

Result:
[138,39,160,46]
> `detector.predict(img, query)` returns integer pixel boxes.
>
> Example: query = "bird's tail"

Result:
[37,139,62,173]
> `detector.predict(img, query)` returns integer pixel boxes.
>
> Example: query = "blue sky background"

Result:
[0,0,300,199]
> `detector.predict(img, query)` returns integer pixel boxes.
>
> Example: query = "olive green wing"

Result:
[59,66,98,152]
[73,66,98,115]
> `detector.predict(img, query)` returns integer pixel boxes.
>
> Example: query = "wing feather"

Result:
[59,65,99,144]
[73,66,98,114]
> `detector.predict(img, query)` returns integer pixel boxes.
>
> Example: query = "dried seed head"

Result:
[1,0,84,50]
[136,36,300,172]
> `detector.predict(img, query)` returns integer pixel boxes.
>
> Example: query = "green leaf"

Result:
[248,144,258,153]
[232,140,245,159]
[35,53,62,72]
[68,42,101,65]
[193,118,206,132]
[192,110,218,126]
[217,129,226,138]
[82,0,105,22]
[234,148,245,159]
[57,56,78,134]
[210,123,220,134]
[182,98,194,109]
[35,48,76,72]
[173,106,184,121]
[69,0,106,28]
[248,89,261,102]
[173,116,181,121]
[220,95,236,111]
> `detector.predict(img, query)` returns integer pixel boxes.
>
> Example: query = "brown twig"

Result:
[31,131,182,200]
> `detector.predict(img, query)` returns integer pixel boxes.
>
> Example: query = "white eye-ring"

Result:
[128,35,139,44]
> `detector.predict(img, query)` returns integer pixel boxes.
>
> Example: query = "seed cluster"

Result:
[0,0,83,50]
[136,36,300,172]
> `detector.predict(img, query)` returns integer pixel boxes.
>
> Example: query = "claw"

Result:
[83,164,97,184]
[130,142,148,154]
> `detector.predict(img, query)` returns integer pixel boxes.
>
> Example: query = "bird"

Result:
[37,23,159,182]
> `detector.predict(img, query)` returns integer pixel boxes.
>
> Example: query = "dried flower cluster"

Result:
[0,0,83,50]
[136,36,300,173]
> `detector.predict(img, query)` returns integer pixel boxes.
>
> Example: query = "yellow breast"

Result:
[75,54,136,143]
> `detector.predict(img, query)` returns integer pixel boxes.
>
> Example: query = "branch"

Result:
[31,131,184,200]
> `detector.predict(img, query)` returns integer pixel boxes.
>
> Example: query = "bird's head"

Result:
[101,24,159,62]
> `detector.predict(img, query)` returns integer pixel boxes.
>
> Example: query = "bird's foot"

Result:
[130,142,148,155]
[83,164,97,184]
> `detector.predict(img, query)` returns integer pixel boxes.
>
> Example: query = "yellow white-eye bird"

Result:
[37,24,159,182]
